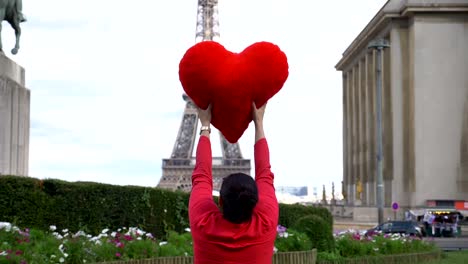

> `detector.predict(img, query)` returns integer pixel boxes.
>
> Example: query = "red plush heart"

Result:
[179,41,289,143]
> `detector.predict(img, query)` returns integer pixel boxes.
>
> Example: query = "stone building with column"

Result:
[336,0,468,221]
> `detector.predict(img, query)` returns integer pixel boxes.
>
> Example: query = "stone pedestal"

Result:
[0,55,29,176]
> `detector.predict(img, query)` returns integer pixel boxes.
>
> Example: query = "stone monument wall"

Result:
[0,55,29,176]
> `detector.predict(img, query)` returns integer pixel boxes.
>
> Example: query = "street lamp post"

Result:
[368,38,390,225]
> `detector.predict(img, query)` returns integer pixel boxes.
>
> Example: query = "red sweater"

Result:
[189,136,279,264]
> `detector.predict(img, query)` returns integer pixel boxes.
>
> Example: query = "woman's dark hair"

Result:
[220,173,258,224]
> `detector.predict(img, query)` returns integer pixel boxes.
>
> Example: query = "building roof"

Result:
[335,0,468,71]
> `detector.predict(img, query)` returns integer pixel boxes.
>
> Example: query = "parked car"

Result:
[365,221,423,238]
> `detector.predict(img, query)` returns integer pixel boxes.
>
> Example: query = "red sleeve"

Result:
[189,136,218,223]
[254,138,279,220]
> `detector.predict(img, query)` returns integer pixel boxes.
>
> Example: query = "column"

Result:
[367,50,377,206]
[350,68,357,204]
[382,44,393,207]
[360,58,368,205]
[346,70,354,204]
[342,72,349,203]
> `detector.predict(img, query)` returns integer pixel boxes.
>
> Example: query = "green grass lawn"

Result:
[428,250,468,264]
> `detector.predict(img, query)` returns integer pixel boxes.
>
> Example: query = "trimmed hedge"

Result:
[279,203,333,227]
[293,215,335,252]
[0,176,189,239]
[0,176,332,240]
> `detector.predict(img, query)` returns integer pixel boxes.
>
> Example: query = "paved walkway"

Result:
[333,219,376,232]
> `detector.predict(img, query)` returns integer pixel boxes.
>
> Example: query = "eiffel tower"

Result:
[157,0,251,192]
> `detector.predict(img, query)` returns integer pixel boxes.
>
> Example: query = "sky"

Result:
[7,0,388,199]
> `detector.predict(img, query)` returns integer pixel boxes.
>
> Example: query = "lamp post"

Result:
[368,38,389,225]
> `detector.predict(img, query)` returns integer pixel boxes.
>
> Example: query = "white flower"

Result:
[59,257,65,263]
[0,222,12,232]
[53,232,63,240]
[111,232,117,237]
[0,251,7,256]
[118,228,122,232]
[185,228,191,232]
[59,244,64,252]
[73,231,86,238]
[95,240,102,245]
[164,209,167,213]
[273,246,278,253]
[49,225,57,231]
[62,229,68,233]
[159,241,168,246]
[146,233,154,238]
[137,237,142,240]
[101,228,109,234]
[86,234,92,238]
[64,253,69,258]
[50,254,56,258]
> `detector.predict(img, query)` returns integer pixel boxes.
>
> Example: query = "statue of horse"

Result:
[0,0,23,55]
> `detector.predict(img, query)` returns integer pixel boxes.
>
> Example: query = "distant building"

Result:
[276,186,308,197]
[336,0,468,221]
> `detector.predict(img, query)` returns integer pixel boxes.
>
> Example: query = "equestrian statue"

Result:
[0,0,26,55]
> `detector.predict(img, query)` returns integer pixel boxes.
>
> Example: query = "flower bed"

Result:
[1,222,441,264]
[316,229,441,263]
[0,222,316,264]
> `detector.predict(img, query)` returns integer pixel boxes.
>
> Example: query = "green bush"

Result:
[292,215,335,252]
[335,233,375,257]
[279,203,333,228]
[159,231,193,257]
[275,228,312,252]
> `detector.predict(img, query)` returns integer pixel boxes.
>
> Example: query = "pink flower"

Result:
[352,233,361,240]
[115,252,121,257]
[116,242,124,248]
[277,225,287,233]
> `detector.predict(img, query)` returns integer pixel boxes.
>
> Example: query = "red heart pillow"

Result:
[179,41,289,143]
